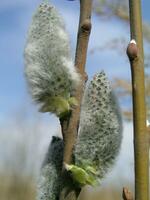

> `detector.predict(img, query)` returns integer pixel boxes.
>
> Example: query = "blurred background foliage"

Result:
[93,0,150,121]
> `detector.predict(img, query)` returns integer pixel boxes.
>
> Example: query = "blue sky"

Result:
[0,0,150,124]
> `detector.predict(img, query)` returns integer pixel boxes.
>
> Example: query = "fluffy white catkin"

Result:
[75,71,122,180]
[37,136,64,200]
[24,0,79,115]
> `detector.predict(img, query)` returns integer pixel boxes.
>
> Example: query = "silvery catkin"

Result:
[37,136,64,200]
[75,71,122,181]
[24,0,79,116]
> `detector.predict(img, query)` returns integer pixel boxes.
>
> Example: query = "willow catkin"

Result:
[24,1,79,116]
[75,71,122,181]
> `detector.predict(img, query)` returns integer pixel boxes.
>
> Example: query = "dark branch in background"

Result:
[127,0,149,199]
[91,0,150,122]
[94,0,150,42]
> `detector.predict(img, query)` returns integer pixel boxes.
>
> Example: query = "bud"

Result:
[126,39,138,61]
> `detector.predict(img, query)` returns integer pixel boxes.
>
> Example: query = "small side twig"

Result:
[122,187,134,200]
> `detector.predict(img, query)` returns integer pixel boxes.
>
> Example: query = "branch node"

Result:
[81,19,91,33]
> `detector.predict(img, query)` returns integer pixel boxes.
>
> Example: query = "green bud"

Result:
[64,163,97,187]
[39,96,70,117]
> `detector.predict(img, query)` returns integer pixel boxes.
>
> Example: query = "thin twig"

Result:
[122,187,134,200]
[127,0,149,198]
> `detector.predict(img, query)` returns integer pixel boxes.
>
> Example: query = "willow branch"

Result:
[59,1,92,199]
[127,0,149,199]
[62,0,92,165]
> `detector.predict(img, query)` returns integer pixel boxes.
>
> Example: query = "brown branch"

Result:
[62,0,92,166]
[59,1,92,199]
[127,0,149,197]
[122,187,134,200]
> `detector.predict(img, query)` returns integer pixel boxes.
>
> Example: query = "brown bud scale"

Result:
[126,40,138,61]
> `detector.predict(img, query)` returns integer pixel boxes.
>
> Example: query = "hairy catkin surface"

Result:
[24,0,79,112]
[75,71,122,180]
[37,136,64,200]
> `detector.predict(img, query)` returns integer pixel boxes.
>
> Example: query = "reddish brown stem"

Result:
[59,1,92,199]
[62,0,92,165]
[122,187,134,200]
